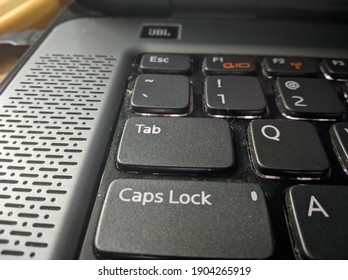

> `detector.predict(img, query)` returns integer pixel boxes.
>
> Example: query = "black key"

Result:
[203,56,256,74]
[131,74,190,115]
[95,179,274,259]
[321,59,348,79]
[117,117,234,174]
[285,184,348,259]
[248,120,330,178]
[262,57,318,77]
[204,76,266,117]
[140,54,191,73]
[275,78,345,120]
[330,123,348,174]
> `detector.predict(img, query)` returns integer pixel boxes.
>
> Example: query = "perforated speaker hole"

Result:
[0,54,116,259]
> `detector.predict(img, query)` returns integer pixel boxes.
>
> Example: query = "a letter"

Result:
[169,190,179,204]
[131,191,142,202]
[119,188,132,202]
[150,56,157,63]
[191,194,201,205]
[152,125,161,134]
[154,193,164,203]
[136,124,144,133]
[143,126,151,134]
[308,195,329,218]
[142,192,154,205]
[201,191,212,205]
[261,125,281,141]
[179,194,190,204]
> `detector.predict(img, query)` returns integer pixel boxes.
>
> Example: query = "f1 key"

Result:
[262,57,318,77]
[117,117,234,174]
[203,56,256,74]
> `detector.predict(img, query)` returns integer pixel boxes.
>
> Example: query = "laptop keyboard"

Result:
[92,54,348,259]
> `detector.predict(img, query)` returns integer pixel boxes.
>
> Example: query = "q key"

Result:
[247,120,330,179]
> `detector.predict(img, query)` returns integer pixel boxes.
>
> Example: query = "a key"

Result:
[95,179,274,259]
[321,59,348,79]
[131,74,190,114]
[204,76,266,117]
[275,78,345,120]
[262,57,318,77]
[285,184,348,259]
[330,122,348,174]
[203,56,256,74]
[140,54,191,73]
[117,117,234,174]
[248,120,330,178]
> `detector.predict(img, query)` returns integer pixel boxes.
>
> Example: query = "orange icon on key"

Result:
[290,61,303,70]
[223,62,251,69]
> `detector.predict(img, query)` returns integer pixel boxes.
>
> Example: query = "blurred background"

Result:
[0,0,71,82]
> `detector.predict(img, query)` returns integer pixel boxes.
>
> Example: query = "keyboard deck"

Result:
[85,54,348,259]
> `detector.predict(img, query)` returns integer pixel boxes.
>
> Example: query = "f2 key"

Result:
[262,57,318,77]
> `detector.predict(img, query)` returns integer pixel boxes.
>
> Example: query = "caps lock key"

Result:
[95,179,274,259]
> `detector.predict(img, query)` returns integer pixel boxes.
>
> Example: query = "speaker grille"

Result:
[0,54,116,258]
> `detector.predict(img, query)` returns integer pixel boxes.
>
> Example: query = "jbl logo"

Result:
[148,28,171,37]
[140,25,180,39]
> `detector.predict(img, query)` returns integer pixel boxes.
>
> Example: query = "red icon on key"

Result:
[222,62,251,69]
[290,62,303,70]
